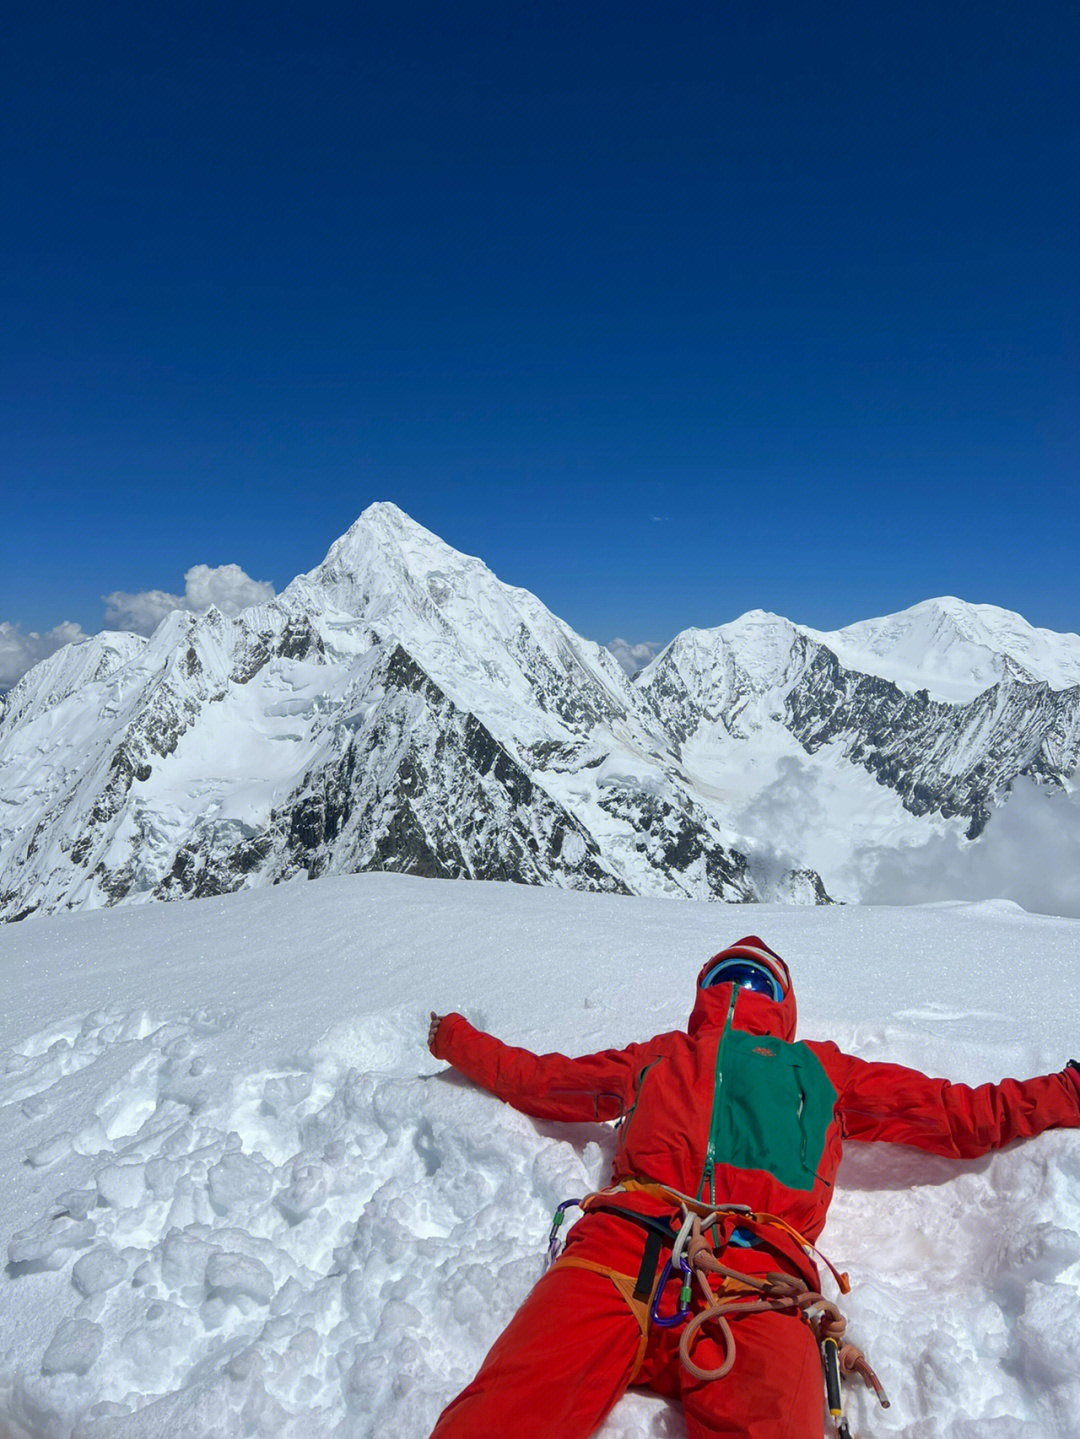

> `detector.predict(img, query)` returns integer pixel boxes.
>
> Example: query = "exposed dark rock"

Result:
[785,652,1080,834]
[131,642,630,910]
[232,615,327,684]
[779,869,834,905]
[595,781,756,902]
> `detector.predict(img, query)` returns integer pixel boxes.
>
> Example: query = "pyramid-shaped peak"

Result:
[321,502,479,568]
[291,499,565,637]
[305,504,507,601]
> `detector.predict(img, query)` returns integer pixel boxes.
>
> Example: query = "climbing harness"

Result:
[546,1189,889,1429]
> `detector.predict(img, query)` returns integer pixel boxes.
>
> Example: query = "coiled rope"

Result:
[676,1210,889,1410]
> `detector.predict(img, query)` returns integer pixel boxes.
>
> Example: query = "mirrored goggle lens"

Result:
[702,958,783,1001]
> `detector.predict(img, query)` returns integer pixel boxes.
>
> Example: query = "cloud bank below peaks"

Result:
[0,622,91,691]
[103,564,276,637]
[859,779,1080,919]
[606,638,664,675]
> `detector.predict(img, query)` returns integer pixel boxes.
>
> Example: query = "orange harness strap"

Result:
[612,1180,851,1294]
[551,1257,658,1383]
[551,1257,783,1386]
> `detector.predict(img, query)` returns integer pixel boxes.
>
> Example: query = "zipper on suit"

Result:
[699,987,738,1206]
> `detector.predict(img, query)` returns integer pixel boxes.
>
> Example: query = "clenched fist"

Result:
[428,1012,445,1050]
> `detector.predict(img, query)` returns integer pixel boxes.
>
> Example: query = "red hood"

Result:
[688,936,796,1042]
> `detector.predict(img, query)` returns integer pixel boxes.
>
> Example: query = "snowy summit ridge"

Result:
[806,595,1080,703]
[1,503,1078,921]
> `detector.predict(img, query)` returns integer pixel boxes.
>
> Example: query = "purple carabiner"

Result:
[650,1255,693,1328]
[546,1198,584,1268]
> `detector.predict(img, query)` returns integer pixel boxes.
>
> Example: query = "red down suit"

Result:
[429,937,1080,1439]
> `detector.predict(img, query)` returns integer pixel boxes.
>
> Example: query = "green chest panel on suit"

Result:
[705,1029,837,1194]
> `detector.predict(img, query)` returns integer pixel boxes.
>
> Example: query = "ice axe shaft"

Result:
[821,1337,853,1437]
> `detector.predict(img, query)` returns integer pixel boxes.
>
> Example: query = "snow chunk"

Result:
[41,1317,103,1376]
[1016,1282,1080,1387]
[8,1215,94,1269]
[275,1162,327,1224]
[996,1223,1080,1304]
[95,1161,146,1208]
[119,1298,197,1382]
[71,1245,127,1297]
[160,1228,218,1290]
[205,1251,276,1306]
[26,1132,74,1168]
[207,1150,273,1213]
[53,1189,97,1221]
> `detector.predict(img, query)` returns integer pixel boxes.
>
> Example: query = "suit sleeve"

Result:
[834,1050,1080,1158]
[430,1012,674,1123]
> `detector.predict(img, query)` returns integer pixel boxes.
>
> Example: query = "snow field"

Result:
[1,875,1079,1437]
[2,1002,571,1437]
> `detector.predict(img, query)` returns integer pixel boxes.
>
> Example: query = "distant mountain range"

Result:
[2,503,1078,920]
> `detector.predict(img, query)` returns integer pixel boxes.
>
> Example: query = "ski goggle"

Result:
[701,957,784,1002]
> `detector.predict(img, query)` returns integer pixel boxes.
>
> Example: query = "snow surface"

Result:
[3,873,1080,1437]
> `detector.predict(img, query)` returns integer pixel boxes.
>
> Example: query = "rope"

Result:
[546,1190,890,1415]
[614,1179,852,1293]
[676,1212,889,1409]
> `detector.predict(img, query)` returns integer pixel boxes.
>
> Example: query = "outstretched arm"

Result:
[832,1049,1080,1158]
[429,1011,674,1124]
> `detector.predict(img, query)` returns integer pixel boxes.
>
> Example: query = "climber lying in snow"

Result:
[426,936,1080,1439]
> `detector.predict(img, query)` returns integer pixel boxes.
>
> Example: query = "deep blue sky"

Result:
[4,1,1078,649]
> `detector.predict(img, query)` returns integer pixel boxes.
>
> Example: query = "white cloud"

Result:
[728,756,829,894]
[730,758,1080,916]
[607,638,664,675]
[104,564,276,637]
[102,587,186,635]
[179,564,276,615]
[0,621,90,691]
[859,779,1080,919]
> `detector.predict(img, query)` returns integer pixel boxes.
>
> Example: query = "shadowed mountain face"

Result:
[2,505,1078,920]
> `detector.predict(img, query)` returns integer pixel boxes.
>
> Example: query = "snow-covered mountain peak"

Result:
[714,610,804,674]
[0,629,148,738]
[294,502,490,624]
[279,504,639,750]
[808,596,1080,702]
[317,501,481,583]
[640,611,807,701]
[3,508,1078,925]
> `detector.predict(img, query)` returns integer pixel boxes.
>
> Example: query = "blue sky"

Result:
[3,1,1077,676]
